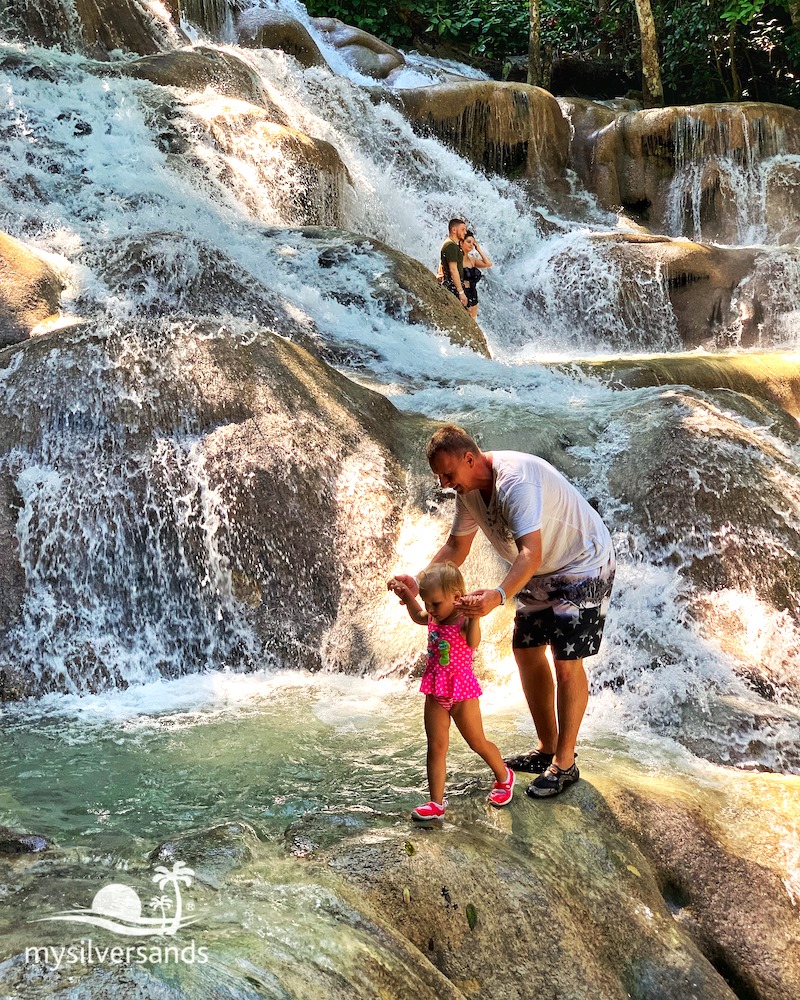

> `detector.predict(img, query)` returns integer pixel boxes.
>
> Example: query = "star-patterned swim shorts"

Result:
[511,559,615,660]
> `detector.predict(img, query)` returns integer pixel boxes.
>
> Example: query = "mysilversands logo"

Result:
[26,859,209,969]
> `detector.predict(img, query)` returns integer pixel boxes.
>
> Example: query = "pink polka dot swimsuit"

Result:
[419,618,483,706]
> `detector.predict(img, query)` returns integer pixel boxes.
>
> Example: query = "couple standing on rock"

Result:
[438,218,492,320]
[388,424,615,825]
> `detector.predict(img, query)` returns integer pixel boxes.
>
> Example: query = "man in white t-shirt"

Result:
[389,424,615,798]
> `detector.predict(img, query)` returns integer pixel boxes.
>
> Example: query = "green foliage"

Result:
[657,0,799,104]
[304,0,799,105]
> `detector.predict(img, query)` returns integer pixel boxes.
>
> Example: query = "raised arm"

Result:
[472,241,493,268]
[388,578,429,625]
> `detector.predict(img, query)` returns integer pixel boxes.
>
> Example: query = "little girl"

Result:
[390,562,515,824]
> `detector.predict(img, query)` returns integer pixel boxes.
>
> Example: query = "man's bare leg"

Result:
[513,645,557,754]
[553,657,588,769]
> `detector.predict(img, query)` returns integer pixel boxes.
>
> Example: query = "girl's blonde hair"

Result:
[418,561,466,597]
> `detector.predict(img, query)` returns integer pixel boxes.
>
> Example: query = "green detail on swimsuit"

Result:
[438,639,451,666]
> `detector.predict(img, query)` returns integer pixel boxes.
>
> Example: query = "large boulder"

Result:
[396,82,571,184]
[115,46,288,124]
[598,385,800,619]
[0,231,62,347]
[310,16,405,79]
[0,0,182,58]
[587,233,799,348]
[200,101,351,227]
[561,100,800,243]
[601,778,800,1000]
[321,788,738,1000]
[0,318,409,695]
[236,9,328,69]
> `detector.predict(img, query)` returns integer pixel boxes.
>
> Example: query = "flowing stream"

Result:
[0,3,799,994]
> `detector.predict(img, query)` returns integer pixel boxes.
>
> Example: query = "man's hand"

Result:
[458,291,468,306]
[455,589,503,617]
[387,574,419,602]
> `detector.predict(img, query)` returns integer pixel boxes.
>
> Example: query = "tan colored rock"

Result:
[570,351,800,419]
[396,82,570,185]
[602,778,800,1000]
[0,0,182,57]
[236,9,328,69]
[592,232,798,348]
[310,16,405,79]
[116,46,288,124]
[202,101,351,227]
[316,786,738,1000]
[561,100,800,242]
[0,231,62,347]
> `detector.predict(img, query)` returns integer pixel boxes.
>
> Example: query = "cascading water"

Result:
[0,5,799,759]
[665,106,800,245]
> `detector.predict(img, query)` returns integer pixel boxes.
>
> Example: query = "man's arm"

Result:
[447,261,468,306]
[430,530,476,567]
[457,529,542,617]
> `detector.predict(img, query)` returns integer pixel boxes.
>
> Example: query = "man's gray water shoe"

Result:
[526,762,580,797]
[503,751,554,774]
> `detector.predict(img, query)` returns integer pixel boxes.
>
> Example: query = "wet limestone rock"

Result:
[236,9,328,69]
[602,780,800,1000]
[570,351,800,419]
[116,46,288,124]
[591,233,798,348]
[0,0,182,58]
[0,826,51,854]
[320,787,738,1000]
[150,821,260,887]
[562,100,800,243]
[201,101,351,227]
[396,81,570,184]
[0,318,409,693]
[601,386,800,615]
[310,16,405,79]
[0,231,62,347]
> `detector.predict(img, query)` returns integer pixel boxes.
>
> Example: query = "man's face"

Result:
[456,223,467,241]
[430,450,476,494]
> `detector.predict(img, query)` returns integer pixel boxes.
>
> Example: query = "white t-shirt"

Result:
[451,451,613,580]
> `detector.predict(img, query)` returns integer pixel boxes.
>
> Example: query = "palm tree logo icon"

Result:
[34,860,199,936]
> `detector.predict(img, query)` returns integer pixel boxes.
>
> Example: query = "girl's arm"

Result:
[462,615,481,648]
[403,597,429,626]
[389,580,429,625]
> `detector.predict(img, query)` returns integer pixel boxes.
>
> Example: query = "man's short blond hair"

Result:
[418,561,466,597]
[425,424,481,464]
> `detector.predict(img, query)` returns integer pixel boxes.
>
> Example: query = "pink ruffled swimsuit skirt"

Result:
[419,618,482,710]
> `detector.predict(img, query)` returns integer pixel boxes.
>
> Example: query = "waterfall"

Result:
[665,106,800,244]
[0,8,799,775]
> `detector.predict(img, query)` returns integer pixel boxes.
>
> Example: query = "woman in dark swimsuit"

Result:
[459,231,493,320]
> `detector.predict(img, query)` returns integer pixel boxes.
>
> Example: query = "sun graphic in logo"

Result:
[34,860,198,936]
[91,884,143,921]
